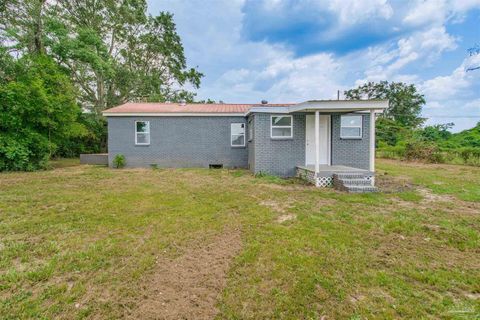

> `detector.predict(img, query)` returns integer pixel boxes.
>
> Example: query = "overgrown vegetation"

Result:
[345,81,480,166]
[0,0,202,171]
[0,52,84,171]
[0,160,478,318]
[376,122,480,165]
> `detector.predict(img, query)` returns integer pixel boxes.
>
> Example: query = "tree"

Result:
[0,50,85,171]
[0,0,47,54]
[420,123,454,142]
[344,81,426,128]
[44,0,203,115]
[1,0,203,161]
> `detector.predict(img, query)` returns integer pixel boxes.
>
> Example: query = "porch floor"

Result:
[296,164,369,175]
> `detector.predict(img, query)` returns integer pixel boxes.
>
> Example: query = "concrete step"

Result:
[339,179,373,186]
[332,173,376,193]
[333,173,368,179]
[343,185,378,193]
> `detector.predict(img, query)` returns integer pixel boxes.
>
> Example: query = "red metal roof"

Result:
[103,102,294,114]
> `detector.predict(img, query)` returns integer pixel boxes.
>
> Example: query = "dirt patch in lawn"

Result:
[277,214,296,223]
[417,187,456,203]
[129,229,242,320]
[260,199,293,213]
[375,174,415,193]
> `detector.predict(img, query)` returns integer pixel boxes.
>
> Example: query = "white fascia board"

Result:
[290,100,388,112]
[244,106,290,116]
[245,100,388,116]
[103,112,246,117]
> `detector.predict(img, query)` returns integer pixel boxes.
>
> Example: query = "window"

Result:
[271,115,293,138]
[340,115,362,139]
[135,121,150,145]
[231,123,245,147]
[248,117,253,142]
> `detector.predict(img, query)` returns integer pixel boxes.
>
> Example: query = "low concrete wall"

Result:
[80,153,108,165]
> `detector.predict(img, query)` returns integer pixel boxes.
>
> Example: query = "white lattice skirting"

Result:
[296,168,333,188]
[316,176,333,187]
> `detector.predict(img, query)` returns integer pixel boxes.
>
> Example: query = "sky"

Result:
[148,0,480,132]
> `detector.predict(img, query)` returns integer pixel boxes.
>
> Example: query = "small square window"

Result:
[271,115,293,138]
[340,115,362,139]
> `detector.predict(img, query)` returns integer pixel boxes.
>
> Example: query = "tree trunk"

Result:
[32,0,46,54]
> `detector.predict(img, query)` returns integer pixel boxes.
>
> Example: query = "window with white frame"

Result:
[231,123,245,147]
[135,121,150,145]
[271,115,293,138]
[340,115,362,139]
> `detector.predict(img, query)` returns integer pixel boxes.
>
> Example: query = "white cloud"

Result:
[328,0,393,25]
[403,0,448,26]
[421,57,480,132]
[421,54,480,100]
[403,0,480,26]
[356,26,457,85]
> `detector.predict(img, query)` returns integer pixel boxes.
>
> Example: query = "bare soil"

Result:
[128,229,242,320]
[375,173,415,193]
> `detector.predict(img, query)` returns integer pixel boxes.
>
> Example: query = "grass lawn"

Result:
[0,159,479,319]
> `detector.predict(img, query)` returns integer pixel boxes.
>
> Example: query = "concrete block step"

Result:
[341,179,373,186]
[344,186,378,193]
[333,173,368,179]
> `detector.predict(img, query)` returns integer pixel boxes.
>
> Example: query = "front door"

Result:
[305,115,330,165]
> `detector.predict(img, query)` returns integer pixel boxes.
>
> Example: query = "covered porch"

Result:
[292,100,387,188]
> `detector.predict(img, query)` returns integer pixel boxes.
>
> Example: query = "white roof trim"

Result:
[246,100,388,115]
[290,99,388,112]
[103,112,246,117]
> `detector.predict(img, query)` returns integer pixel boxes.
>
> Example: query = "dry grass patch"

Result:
[129,229,242,320]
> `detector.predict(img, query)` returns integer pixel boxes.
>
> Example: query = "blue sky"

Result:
[148,0,480,131]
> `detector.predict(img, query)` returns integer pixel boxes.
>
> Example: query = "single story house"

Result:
[102,100,388,191]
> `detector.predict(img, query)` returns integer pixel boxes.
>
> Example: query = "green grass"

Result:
[0,159,479,319]
[377,158,480,202]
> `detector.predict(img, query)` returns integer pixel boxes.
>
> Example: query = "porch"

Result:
[297,102,381,190]
[296,165,374,188]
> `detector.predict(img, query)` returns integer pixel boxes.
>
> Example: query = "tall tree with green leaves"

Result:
[45,0,203,114]
[0,0,47,54]
[1,0,203,115]
[344,81,426,128]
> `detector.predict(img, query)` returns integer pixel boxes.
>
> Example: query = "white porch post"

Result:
[369,109,375,172]
[315,111,320,175]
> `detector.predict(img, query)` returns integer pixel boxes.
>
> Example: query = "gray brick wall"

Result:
[251,113,306,177]
[331,114,370,170]
[107,116,248,168]
[106,112,372,174]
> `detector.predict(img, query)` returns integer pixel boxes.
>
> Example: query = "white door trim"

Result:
[305,115,331,166]
[327,115,331,165]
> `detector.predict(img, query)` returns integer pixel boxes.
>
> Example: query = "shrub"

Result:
[457,147,480,165]
[377,144,406,159]
[0,53,83,171]
[113,154,126,168]
[404,140,444,163]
